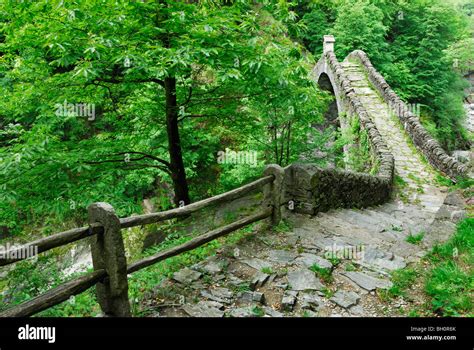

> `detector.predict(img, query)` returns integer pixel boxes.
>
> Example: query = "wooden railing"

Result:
[0,165,285,317]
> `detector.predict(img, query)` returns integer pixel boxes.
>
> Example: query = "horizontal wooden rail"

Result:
[0,223,103,267]
[0,209,272,317]
[0,269,107,317]
[119,175,274,229]
[0,175,273,267]
[127,208,273,274]
[0,168,281,317]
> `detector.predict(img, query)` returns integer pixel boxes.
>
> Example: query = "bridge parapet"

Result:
[347,50,469,181]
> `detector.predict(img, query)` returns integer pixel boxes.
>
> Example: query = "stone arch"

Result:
[312,57,345,122]
[317,72,340,128]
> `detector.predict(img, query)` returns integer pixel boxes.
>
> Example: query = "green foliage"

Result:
[296,0,472,150]
[309,263,333,283]
[273,219,293,233]
[425,261,472,316]
[379,219,473,316]
[0,0,329,234]
[341,114,375,172]
[251,306,265,317]
[406,232,425,245]
[380,268,418,300]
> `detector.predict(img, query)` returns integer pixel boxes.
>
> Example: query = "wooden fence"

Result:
[0,165,285,317]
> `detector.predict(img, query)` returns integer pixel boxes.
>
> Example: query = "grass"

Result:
[423,218,473,316]
[379,268,417,300]
[321,287,335,299]
[394,175,408,188]
[344,262,357,271]
[310,264,333,283]
[391,224,404,232]
[261,267,273,275]
[252,306,265,317]
[379,218,473,317]
[406,232,425,245]
[273,219,293,233]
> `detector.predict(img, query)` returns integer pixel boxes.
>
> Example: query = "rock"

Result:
[227,274,244,287]
[295,253,333,269]
[252,292,265,304]
[343,271,392,291]
[173,268,202,284]
[452,150,470,164]
[267,274,277,284]
[267,250,297,264]
[275,283,288,290]
[200,290,228,304]
[302,310,319,317]
[241,291,265,304]
[200,260,223,275]
[299,293,323,311]
[228,307,255,318]
[436,205,466,222]
[443,191,465,207]
[364,248,406,271]
[287,269,324,291]
[281,291,298,311]
[214,274,226,281]
[349,305,365,316]
[182,301,224,317]
[371,255,406,271]
[263,306,284,317]
[251,272,269,290]
[330,290,360,309]
[201,287,233,304]
[241,258,272,271]
[190,281,206,290]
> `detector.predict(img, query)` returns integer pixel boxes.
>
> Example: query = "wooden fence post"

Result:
[263,164,284,225]
[88,202,131,317]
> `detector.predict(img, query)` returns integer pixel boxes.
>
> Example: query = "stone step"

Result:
[315,212,396,246]
[330,209,410,235]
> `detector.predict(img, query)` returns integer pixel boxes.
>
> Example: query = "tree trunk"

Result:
[164,76,191,206]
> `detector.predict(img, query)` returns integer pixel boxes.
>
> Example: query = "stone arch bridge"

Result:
[30,36,468,318]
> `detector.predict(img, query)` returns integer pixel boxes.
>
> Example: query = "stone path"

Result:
[140,60,468,318]
[341,59,446,213]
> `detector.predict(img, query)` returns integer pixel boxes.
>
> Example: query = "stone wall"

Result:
[284,163,392,215]
[287,51,394,215]
[347,50,469,181]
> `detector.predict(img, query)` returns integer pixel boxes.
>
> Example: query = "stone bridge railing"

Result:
[347,50,469,181]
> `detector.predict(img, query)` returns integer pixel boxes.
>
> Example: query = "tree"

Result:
[0,0,328,232]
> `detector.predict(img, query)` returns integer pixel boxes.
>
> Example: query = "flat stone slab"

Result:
[267,250,298,264]
[343,271,392,291]
[299,292,323,311]
[330,290,360,309]
[263,306,284,317]
[363,248,406,271]
[287,269,324,291]
[200,260,223,274]
[295,253,332,269]
[241,258,272,271]
[251,272,269,290]
[182,301,224,317]
[173,268,202,284]
[227,307,256,318]
[241,291,265,304]
[201,287,233,304]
